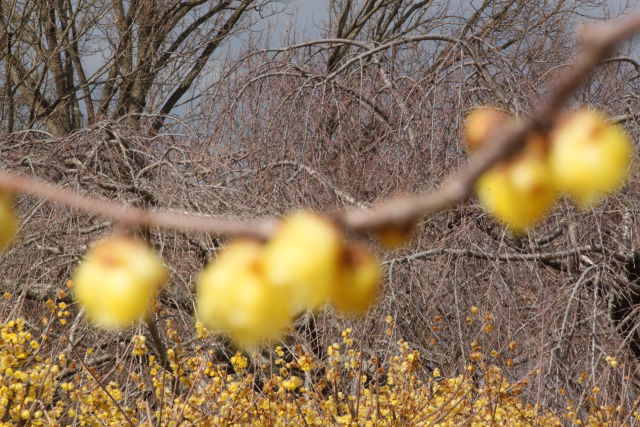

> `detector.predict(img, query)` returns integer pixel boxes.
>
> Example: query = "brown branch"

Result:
[339,11,640,232]
[0,12,639,238]
[384,244,628,265]
[145,313,170,372]
[270,161,367,209]
[612,111,640,125]
[0,170,275,238]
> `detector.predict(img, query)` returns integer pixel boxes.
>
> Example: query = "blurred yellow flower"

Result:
[72,236,167,329]
[376,222,414,248]
[196,240,291,348]
[550,109,632,208]
[261,211,342,313]
[476,153,557,233]
[331,244,381,315]
[464,106,509,152]
[0,191,18,250]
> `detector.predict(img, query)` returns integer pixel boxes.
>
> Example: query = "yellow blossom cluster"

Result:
[59,211,381,348]
[0,317,632,425]
[467,107,633,232]
[0,319,64,424]
[197,211,382,347]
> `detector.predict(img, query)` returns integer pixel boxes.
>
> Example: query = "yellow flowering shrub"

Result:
[0,319,63,424]
[0,316,631,426]
[4,104,630,426]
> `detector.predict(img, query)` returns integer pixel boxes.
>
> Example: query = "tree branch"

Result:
[0,12,639,240]
[383,244,628,265]
[0,169,275,238]
[338,11,640,232]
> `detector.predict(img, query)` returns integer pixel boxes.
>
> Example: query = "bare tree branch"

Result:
[0,11,638,239]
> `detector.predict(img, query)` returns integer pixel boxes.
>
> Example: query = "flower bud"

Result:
[464,107,509,152]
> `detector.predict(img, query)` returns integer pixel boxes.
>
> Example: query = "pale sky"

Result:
[80,1,639,118]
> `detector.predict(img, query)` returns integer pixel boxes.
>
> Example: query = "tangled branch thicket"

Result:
[2,0,640,424]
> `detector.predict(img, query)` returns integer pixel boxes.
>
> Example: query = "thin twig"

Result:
[383,244,626,265]
[146,313,171,373]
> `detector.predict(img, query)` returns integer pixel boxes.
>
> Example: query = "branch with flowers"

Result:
[0,11,639,349]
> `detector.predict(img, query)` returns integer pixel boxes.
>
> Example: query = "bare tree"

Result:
[0,0,278,135]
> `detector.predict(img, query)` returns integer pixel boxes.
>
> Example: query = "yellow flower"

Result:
[464,107,509,152]
[0,191,18,250]
[195,321,209,339]
[330,244,381,315]
[476,151,557,233]
[261,211,343,313]
[298,354,314,372]
[376,222,414,248]
[72,236,167,329]
[196,240,291,348]
[230,352,248,372]
[550,109,632,207]
[470,352,483,362]
[282,375,303,391]
[132,335,147,356]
